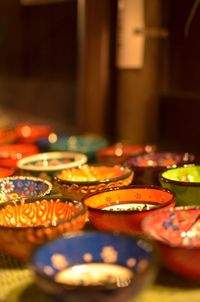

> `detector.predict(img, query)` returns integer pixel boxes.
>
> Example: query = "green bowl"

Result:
[159,165,200,206]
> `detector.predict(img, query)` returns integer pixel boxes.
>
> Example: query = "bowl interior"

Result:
[161,165,200,183]
[84,187,175,212]
[0,176,52,202]
[142,207,200,248]
[31,232,154,287]
[0,197,85,228]
[126,152,194,168]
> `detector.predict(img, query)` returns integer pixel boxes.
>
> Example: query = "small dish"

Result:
[31,231,156,302]
[17,151,88,181]
[142,206,200,282]
[0,197,87,260]
[55,164,134,201]
[83,185,176,234]
[125,152,195,185]
[0,176,52,203]
[15,123,53,143]
[96,143,155,164]
[159,164,200,206]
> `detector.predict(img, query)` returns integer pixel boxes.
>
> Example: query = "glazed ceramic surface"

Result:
[15,123,53,143]
[160,165,200,206]
[142,206,200,281]
[0,197,87,260]
[83,185,175,235]
[126,152,195,185]
[0,166,15,178]
[55,164,133,201]
[49,134,108,162]
[96,143,155,164]
[31,231,156,302]
[0,176,52,203]
[0,127,16,145]
[17,151,87,181]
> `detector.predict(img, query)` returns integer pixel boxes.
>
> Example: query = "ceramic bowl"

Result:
[17,151,88,182]
[0,143,39,168]
[36,133,66,152]
[159,164,200,206]
[125,152,195,185]
[0,127,16,144]
[55,164,134,201]
[15,123,53,144]
[0,197,87,260]
[49,134,109,162]
[30,231,156,302]
[96,143,155,164]
[142,206,200,282]
[0,166,15,178]
[83,185,176,235]
[0,176,52,203]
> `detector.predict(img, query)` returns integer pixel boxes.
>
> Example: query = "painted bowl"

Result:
[54,164,134,201]
[96,143,155,164]
[159,164,200,206]
[30,231,156,302]
[125,152,195,185]
[83,185,176,235]
[17,151,88,182]
[0,197,87,260]
[0,127,16,145]
[142,206,200,282]
[0,176,52,203]
[0,166,15,178]
[0,143,39,168]
[36,133,66,152]
[15,123,53,144]
[49,134,109,162]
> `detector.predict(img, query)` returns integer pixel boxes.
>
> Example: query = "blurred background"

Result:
[0,0,200,154]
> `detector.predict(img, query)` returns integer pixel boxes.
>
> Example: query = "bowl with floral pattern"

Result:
[0,196,87,260]
[0,176,52,203]
[125,152,195,185]
[17,151,88,182]
[30,231,156,302]
[83,185,176,235]
[54,164,134,201]
[142,206,200,282]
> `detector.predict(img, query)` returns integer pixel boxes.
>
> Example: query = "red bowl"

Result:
[96,143,155,164]
[0,166,15,177]
[0,144,39,168]
[142,206,200,282]
[15,123,53,143]
[0,127,16,145]
[83,185,176,235]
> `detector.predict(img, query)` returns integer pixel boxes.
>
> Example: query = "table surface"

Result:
[0,251,199,302]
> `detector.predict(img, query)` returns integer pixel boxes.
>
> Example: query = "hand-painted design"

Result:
[23,180,39,196]
[126,258,136,268]
[83,253,93,262]
[162,213,180,231]
[137,239,153,252]
[51,253,69,270]
[44,265,54,276]
[100,246,118,263]
[0,180,15,193]
[136,259,149,273]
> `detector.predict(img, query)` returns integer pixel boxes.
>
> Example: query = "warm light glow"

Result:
[21,126,31,138]
[48,133,58,144]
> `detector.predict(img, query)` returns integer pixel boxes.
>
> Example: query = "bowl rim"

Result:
[0,175,52,196]
[83,184,176,214]
[30,230,156,290]
[159,164,200,187]
[0,196,87,230]
[54,163,133,186]
[125,152,195,170]
[141,205,200,250]
[16,151,88,171]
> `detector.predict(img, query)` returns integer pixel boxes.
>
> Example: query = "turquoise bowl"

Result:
[159,165,200,206]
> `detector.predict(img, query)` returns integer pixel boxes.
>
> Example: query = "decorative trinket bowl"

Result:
[125,152,195,185]
[0,197,87,260]
[31,231,156,302]
[15,123,53,143]
[159,165,200,206]
[17,151,88,181]
[0,143,39,168]
[142,206,200,282]
[55,164,134,201]
[0,176,52,202]
[96,143,155,164]
[49,134,109,162]
[36,133,66,152]
[83,185,176,234]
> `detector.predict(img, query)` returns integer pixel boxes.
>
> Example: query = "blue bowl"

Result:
[31,231,156,302]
